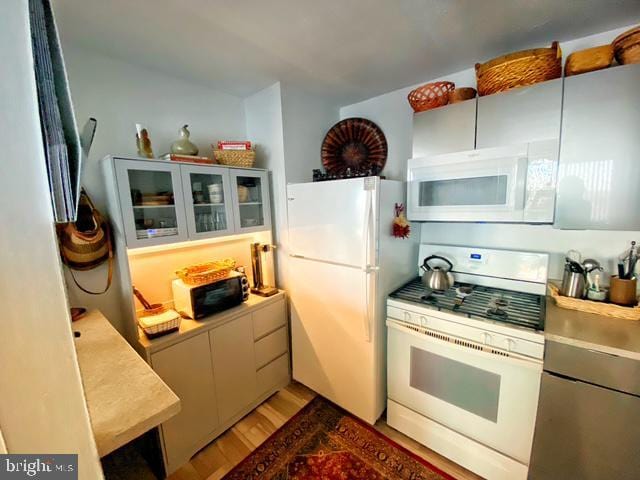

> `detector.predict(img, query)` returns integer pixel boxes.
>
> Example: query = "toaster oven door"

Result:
[192,277,243,319]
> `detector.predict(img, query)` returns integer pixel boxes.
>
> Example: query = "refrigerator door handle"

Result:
[362,188,375,343]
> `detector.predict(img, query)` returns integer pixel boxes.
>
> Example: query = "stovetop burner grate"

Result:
[390,278,545,330]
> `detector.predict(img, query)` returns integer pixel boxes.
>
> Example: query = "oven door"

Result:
[387,319,542,464]
[407,144,528,222]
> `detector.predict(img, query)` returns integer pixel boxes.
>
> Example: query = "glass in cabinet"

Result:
[180,164,235,239]
[230,170,271,232]
[114,159,188,247]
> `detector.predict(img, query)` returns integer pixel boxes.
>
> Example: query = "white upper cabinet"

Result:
[555,64,640,230]
[180,164,235,239]
[476,78,562,149]
[114,159,189,248]
[108,157,272,248]
[412,99,477,158]
[229,169,272,233]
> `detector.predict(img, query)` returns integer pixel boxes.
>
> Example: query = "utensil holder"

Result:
[609,276,638,306]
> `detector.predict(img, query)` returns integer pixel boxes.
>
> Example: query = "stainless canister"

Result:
[561,269,586,298]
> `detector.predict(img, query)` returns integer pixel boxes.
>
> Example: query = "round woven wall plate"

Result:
[321,118,388,175]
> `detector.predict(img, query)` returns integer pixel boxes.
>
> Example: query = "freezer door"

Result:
[289,256,383,424]
[287,178,377,268]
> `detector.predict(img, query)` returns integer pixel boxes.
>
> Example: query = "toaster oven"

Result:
[172,271,249,319]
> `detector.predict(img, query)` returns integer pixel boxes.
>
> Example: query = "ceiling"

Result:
[54,0,640,105]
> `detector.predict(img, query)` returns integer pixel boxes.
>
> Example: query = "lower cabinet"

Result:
[209,314,257,421]
[149,296,289,475]
[151,332,219,472]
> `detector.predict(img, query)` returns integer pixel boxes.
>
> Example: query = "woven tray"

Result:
[548,283,640,321]
[176,259,236,286]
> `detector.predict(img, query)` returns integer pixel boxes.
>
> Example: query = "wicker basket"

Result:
[138,309,182,337]
[407,81,455,113]
[213,148,256,168]
[613,25,640,65]
[448,87,477,104]
[565,44,614,76]
[549,283,640,321]
[475,42,562,96]
[176,259,236,286]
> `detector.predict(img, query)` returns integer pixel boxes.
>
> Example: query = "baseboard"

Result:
[387,399,528,480]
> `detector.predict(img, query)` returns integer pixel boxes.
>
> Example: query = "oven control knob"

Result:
[419,316,428,327]
[480,332,493,345]
[403,311,412,323]
[504,338,516,352]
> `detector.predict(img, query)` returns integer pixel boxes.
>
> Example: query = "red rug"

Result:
[223,396,456,480]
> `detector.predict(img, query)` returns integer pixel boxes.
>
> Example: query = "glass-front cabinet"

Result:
[111,157,271,248]
[229,170,271,233]
[115,159,188,248]
[180,164,234,239]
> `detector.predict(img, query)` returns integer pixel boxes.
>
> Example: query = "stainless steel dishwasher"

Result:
[529,340,640,479]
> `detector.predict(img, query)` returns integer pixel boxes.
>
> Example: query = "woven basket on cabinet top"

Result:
[475,42,562,96]
[213,148,256,168]
[613,25,640,65]
[407,81,455,113]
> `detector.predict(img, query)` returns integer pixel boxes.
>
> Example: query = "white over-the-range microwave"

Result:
[407,139,559,223]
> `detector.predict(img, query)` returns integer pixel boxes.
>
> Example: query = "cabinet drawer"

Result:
[254,326,288,369]
[252,299,286,340]
[256,353,289,395]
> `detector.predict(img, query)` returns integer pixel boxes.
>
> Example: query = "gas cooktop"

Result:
[389,278,545,331]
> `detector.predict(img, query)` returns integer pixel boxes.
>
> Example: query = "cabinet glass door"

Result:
[114,159,188,247]
[230,170,271,232]
[181,165,234,239]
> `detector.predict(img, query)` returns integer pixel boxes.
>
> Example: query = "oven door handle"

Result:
[386,319,542,370]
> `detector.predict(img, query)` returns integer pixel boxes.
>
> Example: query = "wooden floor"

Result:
[168,382,483,480]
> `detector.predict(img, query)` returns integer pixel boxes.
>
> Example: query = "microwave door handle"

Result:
[514,156,528,209]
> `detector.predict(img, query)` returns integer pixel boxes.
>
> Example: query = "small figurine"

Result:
[171,124,199,156]
[135,123,154,158]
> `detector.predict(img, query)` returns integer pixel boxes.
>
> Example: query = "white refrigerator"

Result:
[287,177,418,424]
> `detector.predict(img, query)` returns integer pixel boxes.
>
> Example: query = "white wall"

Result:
[281,83,339,183]
[340,24,640,279]
[61,45,247,335]
[0,2,103,476]
[244,83,289,286]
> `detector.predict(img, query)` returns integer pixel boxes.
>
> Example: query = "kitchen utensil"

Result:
[448,87,477,104]
[613,25,640,65]
[251,242,278,297]
[407,81,455,112]
[561,268,586,299]
[132,285,165,313]
[321,118,388,175]
[587,288,607,302]
[421,255,454,292]
[582,258,601,273]
[609,276,638,306]
[564,44,614,76]
[475,41,562,96]
[237,185,250,203]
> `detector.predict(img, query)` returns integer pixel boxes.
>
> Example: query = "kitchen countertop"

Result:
[74,310,180,457]
[138,291,286,354]
[545,297,640,360]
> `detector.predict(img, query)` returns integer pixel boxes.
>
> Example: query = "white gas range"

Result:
[386,244,549,480]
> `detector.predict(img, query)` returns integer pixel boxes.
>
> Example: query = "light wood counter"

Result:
[137,291,286,355]
[73,310,180,457]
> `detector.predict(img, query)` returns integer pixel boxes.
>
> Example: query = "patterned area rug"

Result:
[223,396,456,480]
